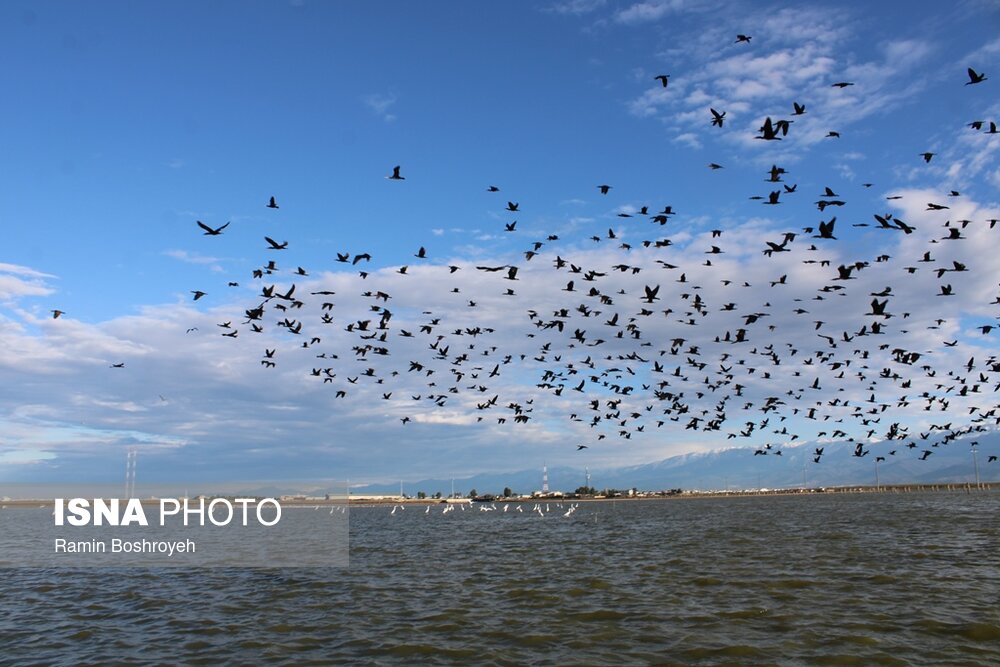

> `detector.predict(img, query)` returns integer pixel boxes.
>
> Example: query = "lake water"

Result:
[2,491,999,665]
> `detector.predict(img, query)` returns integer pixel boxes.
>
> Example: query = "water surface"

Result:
[2,492,998,665]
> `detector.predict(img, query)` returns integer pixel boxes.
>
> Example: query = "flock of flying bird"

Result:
[72,40,998,470]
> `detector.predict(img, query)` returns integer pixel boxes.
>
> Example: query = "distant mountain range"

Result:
[356,434,1000,496]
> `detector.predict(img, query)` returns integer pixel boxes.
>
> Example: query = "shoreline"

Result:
[2,482,996,507]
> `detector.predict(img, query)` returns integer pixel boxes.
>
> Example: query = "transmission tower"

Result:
[125,448,137,499]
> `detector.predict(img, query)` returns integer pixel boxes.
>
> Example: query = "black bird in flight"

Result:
[654,74,669,88]
[51,310,64,319]
[710,108,726,127]
[266,196,279,209]
[831,81,854,88]
[265,236,288,250]
[576,444,588,450]
[387,165,405,180]
[597,184,612,195]
[815,217,836,239]
[735,34,751,43]
[756,117,783,141]
[196,220,230,236]
[965,67,986,84]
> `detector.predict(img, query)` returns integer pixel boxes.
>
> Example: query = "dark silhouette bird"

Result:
[51,310,64,319]
[387,165,405,180]
[266,196,279,209]
[735,34,751,43]
[265,237,288,250]
[710,108,726,127]
[191,290,206,301]
[815,217,836,239]
[597,185,612,194]
[757,117,783,141]
[966,67,987,84]
[197,220,230,235]
[654,74,669,88]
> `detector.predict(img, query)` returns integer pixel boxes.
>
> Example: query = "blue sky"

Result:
[2,0,999,485]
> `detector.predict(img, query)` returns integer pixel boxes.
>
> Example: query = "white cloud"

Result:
[624,6,936,156]
[163,249,225,272]
[363,92,398,122]
[545,0,606,15]
[0,263,56,304]
[615,0,692,24]
[673,131,701,149]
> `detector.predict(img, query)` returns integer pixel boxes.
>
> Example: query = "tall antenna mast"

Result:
[125,448,137,499]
